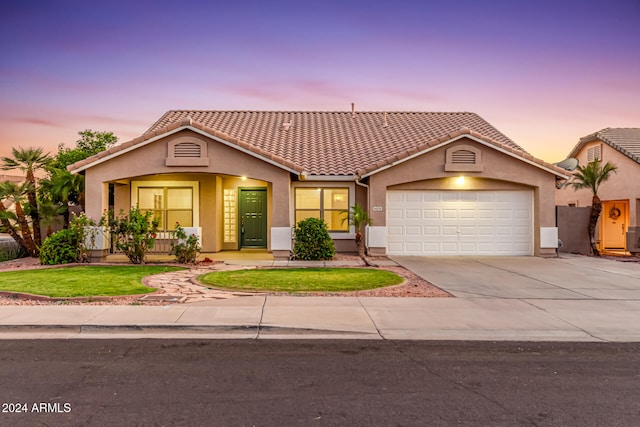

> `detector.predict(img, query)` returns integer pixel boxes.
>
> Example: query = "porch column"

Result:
[270,175,291,259]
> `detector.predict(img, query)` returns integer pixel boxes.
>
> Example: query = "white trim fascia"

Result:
[300,174,358,181]
[360,134,570,179]
[70,125,302,175]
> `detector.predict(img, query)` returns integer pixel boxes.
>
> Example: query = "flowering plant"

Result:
[170,223,201,264]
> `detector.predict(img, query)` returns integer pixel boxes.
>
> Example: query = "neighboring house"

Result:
[68,110,569,259]
[555,128,640,255]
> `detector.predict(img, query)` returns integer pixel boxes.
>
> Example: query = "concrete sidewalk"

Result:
[0,254,638,341]
[1,294,639,341]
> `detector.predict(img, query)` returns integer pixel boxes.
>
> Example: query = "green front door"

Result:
[239,188,267,248]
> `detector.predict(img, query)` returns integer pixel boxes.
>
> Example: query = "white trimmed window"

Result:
[132,181,199,231]
[295,187,349,231]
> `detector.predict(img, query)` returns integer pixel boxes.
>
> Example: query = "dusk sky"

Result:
[1,0,638,165]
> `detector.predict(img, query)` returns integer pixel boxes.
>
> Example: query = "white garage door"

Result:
[387,190,533,255]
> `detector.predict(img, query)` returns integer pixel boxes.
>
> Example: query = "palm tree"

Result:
[1,147,52,246]
[0,181,38,256]
[39,168,85,228]
[571,159,618,256]
[340,204,372,258]
[0,190,27,252]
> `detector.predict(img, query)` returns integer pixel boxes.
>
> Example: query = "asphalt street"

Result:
[1,340,639,426]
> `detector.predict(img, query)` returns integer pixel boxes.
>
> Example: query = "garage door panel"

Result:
[387,192,404,203]
[387,190,533,256]
[423,226,439,236]
[423,209,439,219]
[442,209,458,219]
[406,209,421,219]
[442,226,458,236]
[404,192,422,203]
[387,225,403,236]
[387,209,404,220]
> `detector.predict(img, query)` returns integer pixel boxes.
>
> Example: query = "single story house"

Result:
[555,128,640,255]
[69,109,569,259]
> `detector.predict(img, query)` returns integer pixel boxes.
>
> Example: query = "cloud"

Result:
[13,117,59,127]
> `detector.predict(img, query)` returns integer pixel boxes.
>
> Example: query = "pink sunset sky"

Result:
[1,0,638,165]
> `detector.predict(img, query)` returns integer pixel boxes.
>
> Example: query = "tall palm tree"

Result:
[0,181,38,256]
[571,159,618,256]
[340,204,372,258]
[1,147,51,246]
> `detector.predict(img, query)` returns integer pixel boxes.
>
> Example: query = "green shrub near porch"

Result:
[293,217,336,260]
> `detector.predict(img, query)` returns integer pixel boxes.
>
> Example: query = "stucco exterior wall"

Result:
[555,141,640,227]
[366,138,559,256]
[82,130,293,252]
[84,131,290,215]
[555,141,640,253]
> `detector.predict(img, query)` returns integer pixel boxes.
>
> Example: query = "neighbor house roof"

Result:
[69,110,567,177]
[570,128,640,165]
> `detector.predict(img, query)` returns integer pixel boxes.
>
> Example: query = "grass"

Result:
[198,268,404,293]
[0,266,184,298]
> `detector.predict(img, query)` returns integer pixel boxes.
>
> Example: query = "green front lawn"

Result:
[198,268,404,293]
[0,266,184,298]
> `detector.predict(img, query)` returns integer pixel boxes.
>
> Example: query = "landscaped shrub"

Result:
[39,228,80,265]
[39,213,98,265]
[293,217,335,260]
[170,223,201,264]
[103,206,158,264]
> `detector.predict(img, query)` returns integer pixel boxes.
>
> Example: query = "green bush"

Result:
[103,206,158,264]
[293,217,335,260]
[39,228,80,265]
[169,223,201,264]
[39,213,98,265]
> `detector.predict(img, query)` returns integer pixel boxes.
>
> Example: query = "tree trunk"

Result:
[26,170,42,246]
[355,231,365,258]
[588,195,602,256]
[14,202,38,257]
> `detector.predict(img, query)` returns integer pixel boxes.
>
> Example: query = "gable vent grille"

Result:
[451,150,476,164]
[174,142,201,158]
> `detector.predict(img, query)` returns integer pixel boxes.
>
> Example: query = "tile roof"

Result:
[146,110,525,176]
[70,110,566,177]
[571,128,640,164]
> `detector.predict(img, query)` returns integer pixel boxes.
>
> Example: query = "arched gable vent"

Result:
[445,144,483,172]
[166,139,209,166]
[451,149,476,164]
[174,142,202,158]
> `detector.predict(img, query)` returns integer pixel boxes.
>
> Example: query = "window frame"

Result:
[131,181,199,232]
[294,186,351,233]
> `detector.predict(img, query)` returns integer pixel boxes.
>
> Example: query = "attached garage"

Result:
[386,190,533,255]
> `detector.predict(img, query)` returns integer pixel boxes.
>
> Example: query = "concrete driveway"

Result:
[391,254,640,300]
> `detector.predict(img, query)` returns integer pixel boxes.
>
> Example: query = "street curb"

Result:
[0,323,377,337]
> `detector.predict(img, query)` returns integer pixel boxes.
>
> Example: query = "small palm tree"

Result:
[0,181,38,256]
[1,147,52,246]
[340,204,371,258]
[571,159,618,256]
[39,168,85,228]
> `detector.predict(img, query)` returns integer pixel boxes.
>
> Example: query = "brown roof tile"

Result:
[570,128,640,164]
[69,110,567,176]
